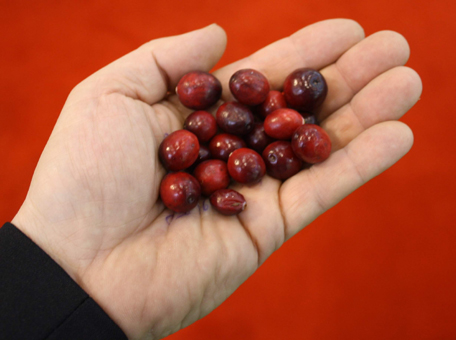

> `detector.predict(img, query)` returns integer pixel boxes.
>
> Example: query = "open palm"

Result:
[12,20,422,340]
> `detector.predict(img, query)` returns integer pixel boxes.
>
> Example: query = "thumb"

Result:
[72,24,227,104]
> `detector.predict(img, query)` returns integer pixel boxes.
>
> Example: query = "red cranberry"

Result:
[229,69,270,106]
[216,102,254,135]
[193,160,230,196]
[257,90,287,119]
[291,124,332,164]
[176,71,222,110]
[209,133,246,162]
[159,130,199,171]
[244,122,275,154]
[263,108,304,140]
[160,172,201,213]
[283,68,327,111]
[227,148,266,184]
[195,144,211,165]
[184,111,217,143]
[187,144,211,173]
[301,112,319,125]
[210,189,246,216]
[262,141,302,180]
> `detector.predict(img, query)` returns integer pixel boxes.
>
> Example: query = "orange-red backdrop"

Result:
[1,1,455,339]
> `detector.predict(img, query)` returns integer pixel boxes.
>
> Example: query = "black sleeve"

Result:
[0,222,128,340]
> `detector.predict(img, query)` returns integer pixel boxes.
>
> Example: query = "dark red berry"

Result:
[263,108,304,140]
[291,124,332,164]
[159,130,199,171]
[229,69,270,106]
[209,133,246,162]
[227,148,266,184]
[257,90,288,119]
[193,160,230,196]
[301,112,319,125]
[283,68,327,111]
[187,144,212,173]
[184,111,217,143]
[216,102,254,135]
[244,122,275,154]
[176,71,222,110]
[160,172,201,213]
[210,189,246,216]
[262,141,302,180]
[194,144,211,165]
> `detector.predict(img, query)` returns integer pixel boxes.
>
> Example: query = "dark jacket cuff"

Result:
[0,222,127,340]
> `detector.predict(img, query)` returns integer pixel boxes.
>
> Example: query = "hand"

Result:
[12,20,421,339]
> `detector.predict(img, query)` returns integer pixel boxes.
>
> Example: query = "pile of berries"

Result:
[159,68,331,216]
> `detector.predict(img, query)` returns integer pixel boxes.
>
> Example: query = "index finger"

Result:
[213,19,365,101]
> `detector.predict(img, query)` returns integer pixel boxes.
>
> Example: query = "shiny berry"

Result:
[291,124,332,164]
[301,112,319,125]
[209,133,246,162]
[244,122,275,154]
[159,130,199,171]
[193,160,230,196]
[187,144,211,173]
[160,172,201,213]
[195,144,211,165]
[257,90,288,119]
[210,189,247,216]
[264,108,304,140]
[216,102,254,135]
[229,69,270,106]
[283,68,327,111]
[227,148,266,184]
[184,111,217,143]
[176,71,222,110]
[262,141,302,180]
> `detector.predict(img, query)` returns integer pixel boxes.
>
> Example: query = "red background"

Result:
[1,0,455,339]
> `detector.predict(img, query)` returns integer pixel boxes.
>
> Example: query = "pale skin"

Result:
[11,19,422,339]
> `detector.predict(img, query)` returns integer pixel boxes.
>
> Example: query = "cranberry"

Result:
[187,144,211,173]
[262,141,302,180]
[257,90,288,119]
[229,69,270,106]
[244,122,275,154]
[291,124,331,164]
[209,133,246,162]
[216,101,254,135]
[184,111,217,143]
[193,160,230,196]
[176,71,222,110]
[194,144,211,165]
[210,189,247,216]
[283,68,327,111]
[301,112,319,125]
[227,148,266,184]
[160,172,201,213]
[159,130,199,171]
[263,108,304,140]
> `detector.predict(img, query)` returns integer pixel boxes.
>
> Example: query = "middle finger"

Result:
[317,30,411,121]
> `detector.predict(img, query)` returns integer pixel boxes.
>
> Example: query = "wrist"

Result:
[11,200,81,284]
